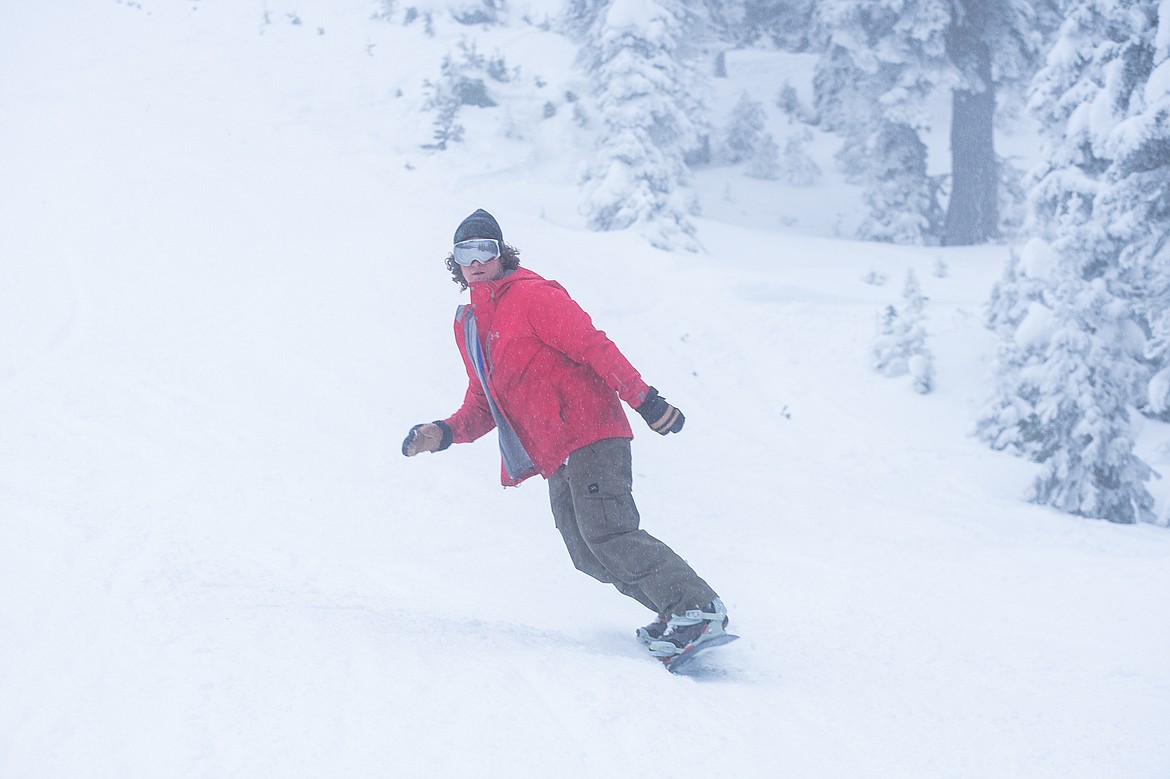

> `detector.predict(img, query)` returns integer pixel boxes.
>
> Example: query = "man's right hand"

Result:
[401,422,450,456]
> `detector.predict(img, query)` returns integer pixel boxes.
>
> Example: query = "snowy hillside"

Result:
[2,3,1168,777]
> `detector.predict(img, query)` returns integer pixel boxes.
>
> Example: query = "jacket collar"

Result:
[468,266,540,302]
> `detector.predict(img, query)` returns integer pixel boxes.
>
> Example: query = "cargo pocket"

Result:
[600,492,640,532]
[580,479,639,534]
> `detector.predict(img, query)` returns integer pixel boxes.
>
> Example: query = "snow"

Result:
[604,0,667,32]
[1019,235,1059,280]
[1146,58,1170,103]
[1159,0,1170,58]
[2,3,1169,778]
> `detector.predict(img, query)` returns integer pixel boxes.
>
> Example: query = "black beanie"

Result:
[454,208,504,247]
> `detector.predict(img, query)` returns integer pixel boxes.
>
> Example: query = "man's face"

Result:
[460,254,504,284]
[457,237,505,284]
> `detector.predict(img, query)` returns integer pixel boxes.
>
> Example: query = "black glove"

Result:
[402,421,453,456]
[636,387,685,435]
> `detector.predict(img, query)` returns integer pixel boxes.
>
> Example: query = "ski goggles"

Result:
[452,238,500,266]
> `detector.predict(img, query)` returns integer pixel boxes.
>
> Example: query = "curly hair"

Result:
[445,244,521,290]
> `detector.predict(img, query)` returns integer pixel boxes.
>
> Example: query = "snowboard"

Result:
[659,633,740,674]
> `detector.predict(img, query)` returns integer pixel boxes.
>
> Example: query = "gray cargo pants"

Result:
[548,437,718,618]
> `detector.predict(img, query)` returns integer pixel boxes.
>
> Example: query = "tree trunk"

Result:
[944,32,998,245]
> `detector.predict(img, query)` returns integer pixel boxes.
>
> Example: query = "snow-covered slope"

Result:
[2,3,1168,777]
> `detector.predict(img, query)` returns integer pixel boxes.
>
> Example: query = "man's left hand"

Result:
[636,388,685,435]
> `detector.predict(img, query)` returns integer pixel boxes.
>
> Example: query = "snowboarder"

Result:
[402,208,730,667]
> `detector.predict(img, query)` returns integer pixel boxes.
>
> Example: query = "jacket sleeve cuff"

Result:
[433,420,454,451]
[634,386,658,412]
[629,382,654,409]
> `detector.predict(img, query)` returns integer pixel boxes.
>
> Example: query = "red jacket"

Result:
[442,267,652,486]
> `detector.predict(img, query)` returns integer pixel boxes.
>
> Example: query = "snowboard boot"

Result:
[647,598,729,659]
[635,616,669,645]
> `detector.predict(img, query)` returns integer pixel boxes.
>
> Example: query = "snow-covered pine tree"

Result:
[872,269,933,392]
[697,0,748,46]
[574,0,708,251]
[1150,312,1170,419]
[420,38,516,150]
[873,304,904,375]
[449,0,504,26]
[1025,275,1154,523]
[977,239,1057,454]
[811,22,879,183]
[715,92,792,181]
[775,127,821,185]
[813,0,1059,246]
[858,122,945,244]
[718,92,768,164]
[1087,2,1170,419]
[745,132,781,180]
[811,0,953,245]
[980,0,1161,524]
[738,0,815,50]
[370,1,396,21]
[903,269,935,393]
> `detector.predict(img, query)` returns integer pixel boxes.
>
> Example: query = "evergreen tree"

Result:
[449,0,504,26]
[689,0,815,50]
[1085,2,1170,418]
[742,0,816,50]
[1025,275,1154,523]
[714,92,797,182]
[574,0,708,251]
[980,0,1163,524]
[776,127,821,185]
[698,0,747,46]
[811,44,872,182]
[420,38,517,150]
[873,269,933,393]
[812,0,1058,245]
[873,304,904,375]
[812,0,953,245]
[858,123,945,244]
[718,93,768,164]
[977,240,1057,455]
[745,132,782,180]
